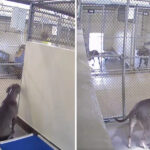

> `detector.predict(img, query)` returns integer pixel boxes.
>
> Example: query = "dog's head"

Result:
[6,84,21,95]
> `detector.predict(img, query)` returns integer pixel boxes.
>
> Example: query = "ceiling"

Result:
[7,0,75,17]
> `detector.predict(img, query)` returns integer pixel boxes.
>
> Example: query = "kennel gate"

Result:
[80,0,150,122]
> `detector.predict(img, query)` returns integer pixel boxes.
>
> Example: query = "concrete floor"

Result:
[92,72,150,118]
[106,121,150,150]
[92,70,150,149]
[13,124,27,138]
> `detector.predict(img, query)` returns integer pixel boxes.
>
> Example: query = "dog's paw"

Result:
[141,142,149,150]
[7,134,14,140]
[128,144,131,149]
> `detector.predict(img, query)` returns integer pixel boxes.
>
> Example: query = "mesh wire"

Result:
[29,2,75,48]
[0,1,75,103]
[80,0,150,119]
[0,3,27,102]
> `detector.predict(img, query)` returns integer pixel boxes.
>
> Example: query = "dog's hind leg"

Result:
[92,57,95,66]
[141,130,148,149]
[139,121,148,149]
[139,58,142,68]
[144,58,149,67]
[128,118,137,148]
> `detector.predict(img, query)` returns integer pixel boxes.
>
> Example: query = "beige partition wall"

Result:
[19,42,75,150]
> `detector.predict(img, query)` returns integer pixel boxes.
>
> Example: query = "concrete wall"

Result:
[77,29,114,150]
[19,42,75,150]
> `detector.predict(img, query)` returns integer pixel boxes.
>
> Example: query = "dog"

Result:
[0,84,21,141]
[116,99,150,149]
[88,50,100,66]
[137,47,150,68]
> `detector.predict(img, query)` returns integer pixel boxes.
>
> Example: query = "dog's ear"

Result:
[6,86,12,93]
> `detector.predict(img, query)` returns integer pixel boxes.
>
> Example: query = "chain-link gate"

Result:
[80,0,150,122]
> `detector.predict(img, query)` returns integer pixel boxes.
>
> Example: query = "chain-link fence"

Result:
[28,1,75,48]
[0,3,28,102]
[0,0,75,105]
[80,0,150,121]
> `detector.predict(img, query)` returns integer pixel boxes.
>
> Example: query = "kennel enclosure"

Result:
[0,0,75,150]
[80,0,150,121]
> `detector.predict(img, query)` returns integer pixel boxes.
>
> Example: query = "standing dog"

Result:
[88,50,100,66]
[0,84,21,141]
[137,47,150,68]
[116,99,150,149]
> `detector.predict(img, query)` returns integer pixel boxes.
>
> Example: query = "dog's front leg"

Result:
[8,117,17,139]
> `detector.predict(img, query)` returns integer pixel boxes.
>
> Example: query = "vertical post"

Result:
[132,5,138,69]
[77,0,82,22]
[122,0,130,118]
[87,12,91,54]
[99,5,105,72]
[27,3,35,41]
[56,14,62,46]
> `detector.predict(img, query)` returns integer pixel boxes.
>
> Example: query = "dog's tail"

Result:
[115,104,137,122]
[115,115,129,122]
[115,109,134,122]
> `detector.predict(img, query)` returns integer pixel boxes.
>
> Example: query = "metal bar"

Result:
[34,0,74,5]
[82,3,150,8]
[100,5,105,72]
[132,5,138,68]
[98,55,150,58]
[0,63,23,65]
[104,115,123,123]
[130,14,134,68]
[34,10,61,18]
[133,0,150,2]
[122,0,130,119]
[87,11,91,54]
[35,4,75,17]
[76,35,150,39]
[27,3,35,41]
[7,0,31,5]
[91,68,150,73]
[91,69,150,76]
[77,0,82,21]
[56,14,62,45]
